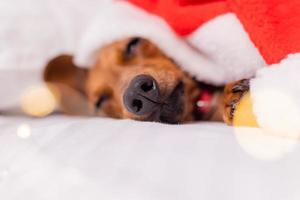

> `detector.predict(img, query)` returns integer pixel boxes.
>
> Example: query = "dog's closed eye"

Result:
[95,94,111,109]
[124,37,141,59]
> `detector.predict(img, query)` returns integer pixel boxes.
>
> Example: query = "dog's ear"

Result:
[44,55,92,115]
[44,55,87,94]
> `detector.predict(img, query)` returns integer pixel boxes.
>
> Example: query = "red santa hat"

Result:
[75,0,300,133]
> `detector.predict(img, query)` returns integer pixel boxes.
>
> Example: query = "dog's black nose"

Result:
[123,75,160,115]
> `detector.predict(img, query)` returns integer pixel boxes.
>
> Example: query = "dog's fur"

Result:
[44,37,246,124]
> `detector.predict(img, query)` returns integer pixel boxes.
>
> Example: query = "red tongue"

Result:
[196,90,214,114]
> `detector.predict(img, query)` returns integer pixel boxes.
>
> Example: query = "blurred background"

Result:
[0,0,111,113]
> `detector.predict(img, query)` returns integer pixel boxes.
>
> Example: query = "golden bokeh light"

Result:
[17,123,32,139]
[233,92,300,161]
[234,127,298,161]
[21,85,57,117]
[233,93,258,128]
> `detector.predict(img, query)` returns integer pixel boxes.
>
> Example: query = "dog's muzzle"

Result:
[123,75,184,123]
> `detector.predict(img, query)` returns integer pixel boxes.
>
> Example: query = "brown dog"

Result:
[44,37,247,124]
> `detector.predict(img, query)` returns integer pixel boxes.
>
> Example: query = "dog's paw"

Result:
[223,79,250,125]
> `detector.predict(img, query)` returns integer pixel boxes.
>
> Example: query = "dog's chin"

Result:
[145,99,184,124]
[143,81,185,124]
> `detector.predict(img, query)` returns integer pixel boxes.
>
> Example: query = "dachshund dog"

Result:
[44,37,247,124]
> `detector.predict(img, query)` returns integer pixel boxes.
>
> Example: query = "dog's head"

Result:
[44,38,202,123]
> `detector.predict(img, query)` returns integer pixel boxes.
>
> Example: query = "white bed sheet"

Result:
[0,116,300,200]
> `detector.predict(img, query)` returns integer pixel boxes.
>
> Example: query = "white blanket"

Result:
[0,116,300,200]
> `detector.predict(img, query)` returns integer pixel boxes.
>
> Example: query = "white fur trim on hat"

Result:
[187,13,266,83]
[74,1,241,85]
[250,53,300,133]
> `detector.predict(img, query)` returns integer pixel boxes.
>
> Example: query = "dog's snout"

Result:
[123,75,160,115]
